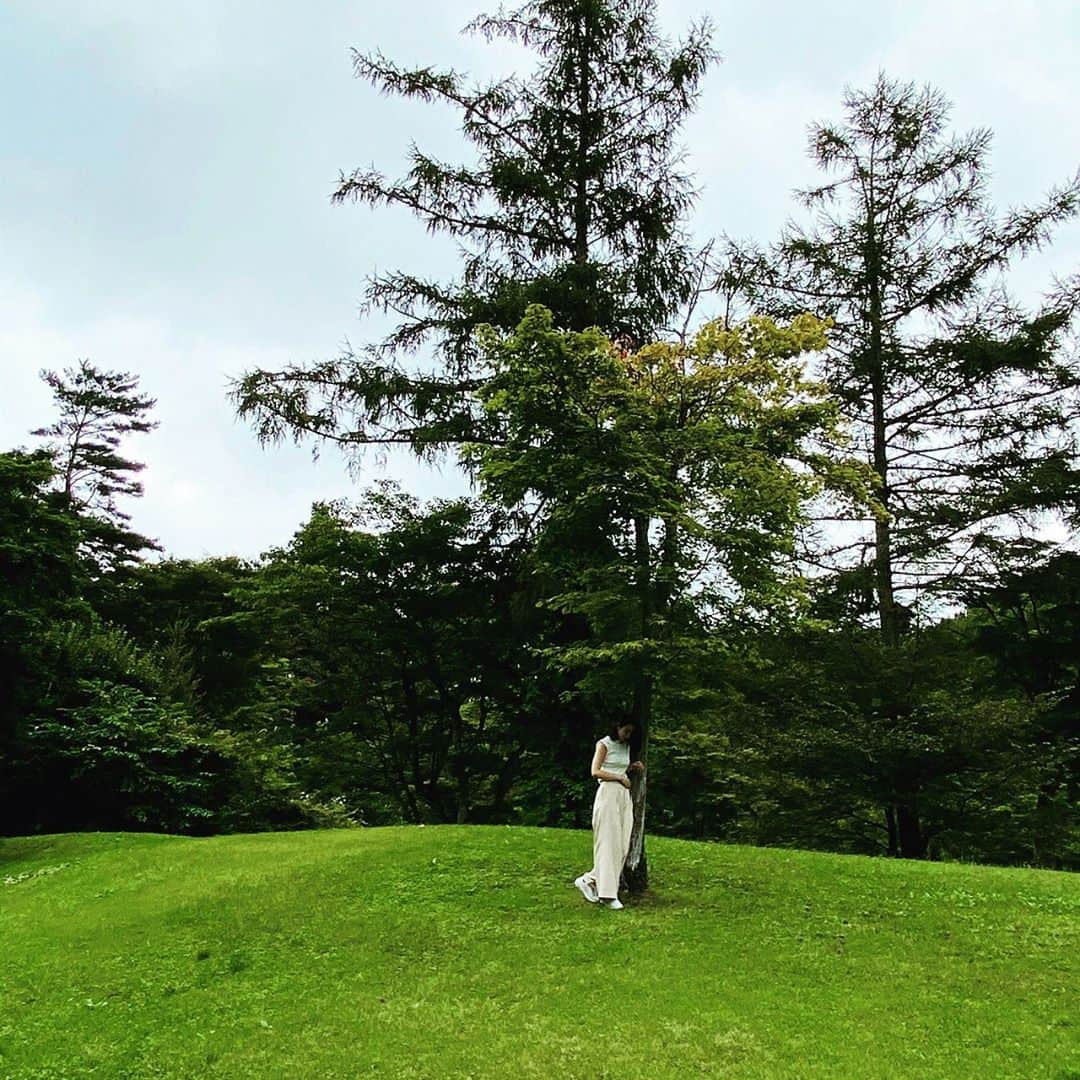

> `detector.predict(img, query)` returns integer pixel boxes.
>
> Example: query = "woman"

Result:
[574,721,644,910]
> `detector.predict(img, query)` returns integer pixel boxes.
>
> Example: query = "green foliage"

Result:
[0,451,85,747]
[23,679,218,832]
[2,606,342,836]
[224,490,538,826]
[337,0,719,355]
[464,305,881,720]
[646,619,1078,868]
[98,556,264,719]
[232,0,720,467]
[718,72,1080,611]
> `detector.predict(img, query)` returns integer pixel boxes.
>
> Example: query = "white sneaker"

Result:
[605,898,624,910]
[574,875,599,903]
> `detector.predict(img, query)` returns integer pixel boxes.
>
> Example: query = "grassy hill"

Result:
[1,826,1077,1079]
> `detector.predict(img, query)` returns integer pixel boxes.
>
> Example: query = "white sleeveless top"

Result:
[598,735,630,780]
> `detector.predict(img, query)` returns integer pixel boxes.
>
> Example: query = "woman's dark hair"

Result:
[607,719,637,742]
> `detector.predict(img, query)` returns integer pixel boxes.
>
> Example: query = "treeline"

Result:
[3,0,1078,868]
[2,326,1076,867]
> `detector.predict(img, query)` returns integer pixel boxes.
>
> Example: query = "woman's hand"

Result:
[620,776,632,789]
[628,760,645,774]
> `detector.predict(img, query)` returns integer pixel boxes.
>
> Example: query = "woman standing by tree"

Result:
[575,722,644,909]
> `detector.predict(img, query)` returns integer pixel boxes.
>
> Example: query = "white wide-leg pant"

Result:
[582,780,633,900]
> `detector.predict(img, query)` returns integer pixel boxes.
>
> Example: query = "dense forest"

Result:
[3,0,1077,871]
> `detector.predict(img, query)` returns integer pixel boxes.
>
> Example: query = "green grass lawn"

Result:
[1,826,1077,1079]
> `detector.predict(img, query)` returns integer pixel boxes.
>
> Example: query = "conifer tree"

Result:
[32,359,160,572]
[233,0,719,457]
[716,74,1080,646]
[714,73,1080,856]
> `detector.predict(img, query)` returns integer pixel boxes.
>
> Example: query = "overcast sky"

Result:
[3,1,1078,561]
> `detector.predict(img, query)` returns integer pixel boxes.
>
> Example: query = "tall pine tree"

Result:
[32,359,161,575]
[233,1,721,889]
[714,73,1080,855]
[233,0,719,455]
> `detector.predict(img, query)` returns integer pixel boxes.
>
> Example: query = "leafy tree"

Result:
[464,304,881,886]
[0,460,336,837]
[230,490,538,825]
[4,609,345,837]
[958,551,1080,865]
[724,617,1073,866]
[99,556,262,721]
[0,450,85,766]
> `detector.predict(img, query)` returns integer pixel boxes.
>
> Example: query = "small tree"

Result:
[32,359,161,573]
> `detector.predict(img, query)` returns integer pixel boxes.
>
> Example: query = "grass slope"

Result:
[1,826,1077,1079]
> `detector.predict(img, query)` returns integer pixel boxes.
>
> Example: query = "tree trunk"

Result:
[573,8,592,271]
[866,221,932,857]
[866,223,901,652]
[624,513,652,894]
[490,747,523,821]
[895,802,928,859]
[401,667,426,821]
[884,805,898,857]
[623,722,649,893]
